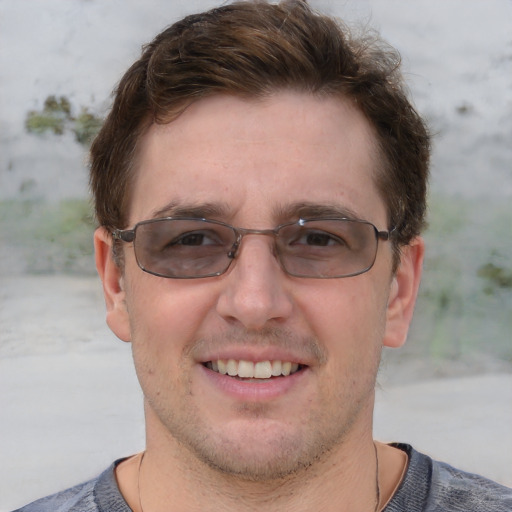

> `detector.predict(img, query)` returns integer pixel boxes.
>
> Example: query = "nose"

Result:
[216,236,293,330]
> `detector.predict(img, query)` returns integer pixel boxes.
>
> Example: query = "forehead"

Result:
[130,92,386,226]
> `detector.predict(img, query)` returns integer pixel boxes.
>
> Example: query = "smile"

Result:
[204,359,303,379]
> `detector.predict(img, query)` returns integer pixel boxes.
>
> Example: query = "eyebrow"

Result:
[273,202,364,222]
[149,200,364,224]
[150,201,231,220]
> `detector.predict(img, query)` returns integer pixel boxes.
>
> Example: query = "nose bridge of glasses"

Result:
[227,227,279,259]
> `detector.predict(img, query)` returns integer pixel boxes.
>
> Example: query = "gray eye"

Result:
[304,232,340,246]
[293,230,345,247]
[172,230,223,247]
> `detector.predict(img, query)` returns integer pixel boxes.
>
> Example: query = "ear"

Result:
[94,227,132,342]
[382,236,424,348]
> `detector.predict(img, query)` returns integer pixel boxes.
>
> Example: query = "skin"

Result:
[95,92,424,511]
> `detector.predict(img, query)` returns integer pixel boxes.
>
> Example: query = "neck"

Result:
[134,433,380,512]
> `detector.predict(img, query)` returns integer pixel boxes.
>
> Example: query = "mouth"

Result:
[203,359,305,380]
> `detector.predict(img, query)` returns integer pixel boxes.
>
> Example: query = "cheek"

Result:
[125,279,215,405]
[125,276,216,358]
[299,281,389,358]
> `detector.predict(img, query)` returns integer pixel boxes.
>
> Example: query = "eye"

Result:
[294,230,346,247]
[172,230,222,247]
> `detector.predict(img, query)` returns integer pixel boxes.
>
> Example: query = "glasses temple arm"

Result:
[112,229,135,243]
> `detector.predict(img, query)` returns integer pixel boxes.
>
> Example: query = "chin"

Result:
[181,418,344,482]
[196,441,317,482]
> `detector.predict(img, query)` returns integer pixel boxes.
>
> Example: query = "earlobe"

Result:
[94,227,132,342]
[382,237,424,349]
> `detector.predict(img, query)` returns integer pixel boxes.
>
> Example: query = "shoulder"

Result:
[429,457,512,512]
[12,479,97,512]
[386,444,512,512]
[11,461,129,512]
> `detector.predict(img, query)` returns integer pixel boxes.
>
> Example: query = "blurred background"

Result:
[1,0,511,508]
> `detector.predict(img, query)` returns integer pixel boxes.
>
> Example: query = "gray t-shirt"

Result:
[12,445,512,511]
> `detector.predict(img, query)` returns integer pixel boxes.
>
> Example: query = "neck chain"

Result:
[137,446,381,512]
[137,451,145,512]
[374,441,381,512]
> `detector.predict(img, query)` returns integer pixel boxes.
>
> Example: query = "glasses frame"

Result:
[112,217,393,279]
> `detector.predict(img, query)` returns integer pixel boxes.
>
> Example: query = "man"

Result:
[15,1,511,511]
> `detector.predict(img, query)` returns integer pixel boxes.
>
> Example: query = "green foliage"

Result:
[73,108,104,145]
[33,199,94,245]
[426,194,469,236]
[25,95,103,146]
[44,95,71,115]
[25,95,71,135]
[404,193,512,364]
[478,262,512,292]
[0,198,96,274]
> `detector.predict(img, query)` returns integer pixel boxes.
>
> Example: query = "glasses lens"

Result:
[277,219,379,278]
[133,219,236,278]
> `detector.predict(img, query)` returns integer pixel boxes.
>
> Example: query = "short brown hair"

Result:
[90,0,430,252]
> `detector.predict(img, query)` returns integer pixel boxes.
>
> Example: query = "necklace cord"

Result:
[374,442,381,512]
[137,451,145,512]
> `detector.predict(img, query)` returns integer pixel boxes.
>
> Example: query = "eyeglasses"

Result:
[112,217,392,279]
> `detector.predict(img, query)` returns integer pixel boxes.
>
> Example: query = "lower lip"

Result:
[198,364,308,401]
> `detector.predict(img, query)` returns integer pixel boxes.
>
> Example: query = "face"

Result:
[96,92,422,480]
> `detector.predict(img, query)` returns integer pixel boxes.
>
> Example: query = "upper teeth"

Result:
[208,359,300,379]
